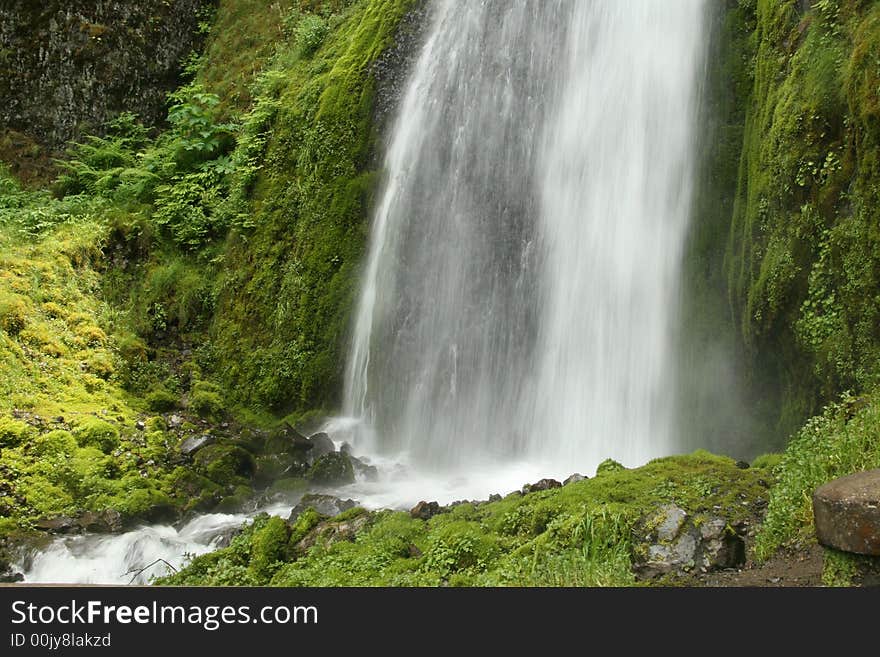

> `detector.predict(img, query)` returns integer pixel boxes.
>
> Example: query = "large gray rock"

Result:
[288,494,358,523]
[632,504,745,579]
[813,469,880,556]
[306,432,336,465]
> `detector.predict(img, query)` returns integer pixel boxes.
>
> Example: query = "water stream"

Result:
[16,0,709,584]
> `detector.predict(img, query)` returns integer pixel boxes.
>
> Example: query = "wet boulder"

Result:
[288,494,358,523]
[813,469,880,556]
[564,473,587,486]
[307,452,355,486]
[305,432,336,465]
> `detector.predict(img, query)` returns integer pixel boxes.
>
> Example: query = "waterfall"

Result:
[345,0,708,473]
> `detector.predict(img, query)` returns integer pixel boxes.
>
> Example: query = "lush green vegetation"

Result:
[727,0,880,438]
[162,452,770,587]
[2,0,880,586]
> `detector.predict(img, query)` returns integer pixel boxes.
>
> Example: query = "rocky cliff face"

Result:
[0,0,213,150]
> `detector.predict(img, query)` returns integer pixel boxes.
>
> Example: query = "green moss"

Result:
[266,477,308,497]
[0,416,35,447]
[172,451,770,587]
[306,452,354,485]
[31,429,77,457]
[212,0,418,412]
[146,387,178,412]
[0,291,28,335]
[249,515,290,580]
[725,0,880,438]
[595,459,626,476]
[189,380,225,419]
[71,417,120,454]
[216,485,254,513]
[750,453,784,469]
[193,444,255,487]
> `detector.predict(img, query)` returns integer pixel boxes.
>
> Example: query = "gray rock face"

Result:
[632,504,746,579]
[288,494,358,523]
[179,434,213,457]
[522,479,562,494]
[306,432,336,465]
[0,0,211,149]
[350,455,379,482]
[813,469,880,556]
[563,473,587,486]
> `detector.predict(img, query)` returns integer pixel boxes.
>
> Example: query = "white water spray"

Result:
[346,0,708,472]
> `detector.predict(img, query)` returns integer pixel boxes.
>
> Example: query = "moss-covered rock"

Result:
[0,416,35,448]
[307,452,355,486]
[193,444,255,488]
[216,485,254,514]
[248,515,289,580]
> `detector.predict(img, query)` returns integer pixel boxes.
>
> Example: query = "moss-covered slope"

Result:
[726,0,880,436]
[211,0,418,412]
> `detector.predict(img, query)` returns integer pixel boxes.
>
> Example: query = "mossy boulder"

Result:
[165,467,223,513]
[307,452,355,486]
[146,387,178,412]
[31,429,77,457]
[254,453,307,485]
[71,417,119,453]
[266,477,308,500]
[193,444,255,488]
[248,515,289,581]
[189,381,225,419]
[216,485,254,514]
[0,292,28,335]
[0,416,36,447]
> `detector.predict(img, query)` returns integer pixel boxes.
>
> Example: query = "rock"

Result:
[168,414,184,429]
[293,514,370,555]
[0,568,23,583]
[656,504,687,541]
[813,469,880,556]
[410,501,441,521]
[288,494,358,523]
[193,444,256,487]
[306,452,355,486]
[350,455,379,482]
[306,432,336,465]
[78,509,123,533]
[135,420,146,431]
[735,461,750,470]
[179,434,214,457]
[564,473,587,486]
[522,478,562,494]
[340,442,353,455]
[264,424,313,455]
[632,504,745,579]
[34,515,78,534]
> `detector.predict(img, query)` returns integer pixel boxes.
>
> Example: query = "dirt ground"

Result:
[695,544,826,587]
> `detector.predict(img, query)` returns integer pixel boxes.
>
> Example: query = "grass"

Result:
[161,451,772,587]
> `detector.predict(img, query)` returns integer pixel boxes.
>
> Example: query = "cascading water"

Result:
[15,0,710,585]
[346,0,708,473]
